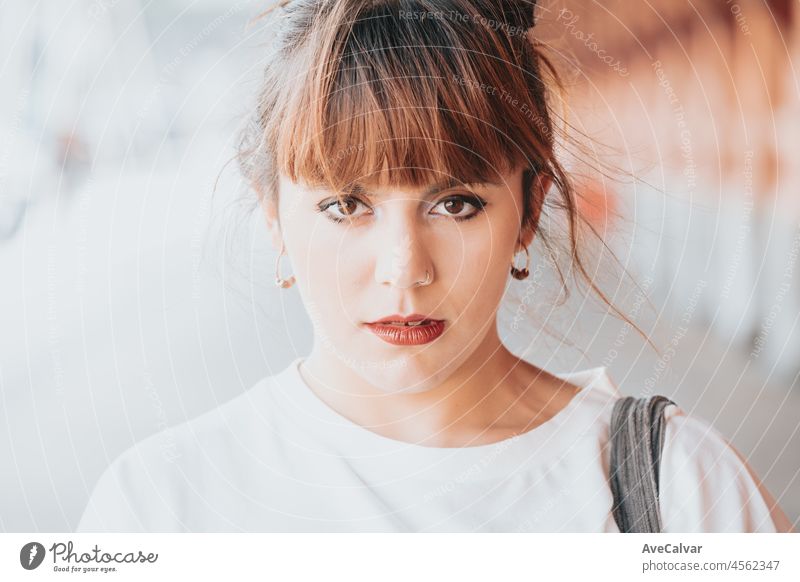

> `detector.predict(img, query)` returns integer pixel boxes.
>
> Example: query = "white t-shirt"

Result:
[76,357,791,532]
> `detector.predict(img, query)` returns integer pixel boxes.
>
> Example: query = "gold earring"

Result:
[275,247,296,289]
[510,247,530,280]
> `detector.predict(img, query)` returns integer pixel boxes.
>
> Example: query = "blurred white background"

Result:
[0,0,798,531]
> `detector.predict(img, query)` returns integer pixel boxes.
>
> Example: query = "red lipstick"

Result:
[364,314,446,346]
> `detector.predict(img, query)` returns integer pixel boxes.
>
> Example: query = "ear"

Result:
[519,172,551,251]
[261,198,284,252]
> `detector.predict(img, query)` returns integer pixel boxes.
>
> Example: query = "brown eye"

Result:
[317,196,370,223]
[431,194,488,221]
[338,198,359,215]
[443,198,465,215]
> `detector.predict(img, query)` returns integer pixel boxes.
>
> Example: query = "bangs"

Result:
[273,0,550,191]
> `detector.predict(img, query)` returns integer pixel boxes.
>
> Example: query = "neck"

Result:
[297,321,563,446]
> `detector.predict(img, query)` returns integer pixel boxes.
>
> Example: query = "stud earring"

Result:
[510,247,530,280]
[275,245,296,289]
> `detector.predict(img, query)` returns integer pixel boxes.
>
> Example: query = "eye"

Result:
[431,194,488,222]
[317,196,371,223]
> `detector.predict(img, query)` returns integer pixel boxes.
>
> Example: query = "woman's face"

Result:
[265,166,534,394]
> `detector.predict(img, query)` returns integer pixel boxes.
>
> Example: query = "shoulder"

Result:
[658,404,794,532]
[75,435,186,532]
[552,365,621,415]
[76,374,279,532]
[132,372,279,469]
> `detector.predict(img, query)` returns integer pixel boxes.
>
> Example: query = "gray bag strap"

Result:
[608,395,676,533]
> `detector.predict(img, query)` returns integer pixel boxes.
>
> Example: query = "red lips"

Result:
[364,314,446,346]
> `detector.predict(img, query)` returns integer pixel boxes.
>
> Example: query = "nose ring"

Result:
[414,269,432,287]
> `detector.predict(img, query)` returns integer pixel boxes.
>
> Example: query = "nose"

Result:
[373,220,434,289]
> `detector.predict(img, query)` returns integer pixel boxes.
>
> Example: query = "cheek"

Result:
[446,216,516,283]
[283,208,344,279]
[290,229,366,325]
[434,232,512,320]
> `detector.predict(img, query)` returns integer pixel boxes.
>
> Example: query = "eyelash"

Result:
[316,194,488,224]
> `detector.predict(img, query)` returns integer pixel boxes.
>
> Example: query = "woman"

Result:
[77,0,793,532]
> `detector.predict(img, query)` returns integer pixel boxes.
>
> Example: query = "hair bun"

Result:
[500,0,537,31]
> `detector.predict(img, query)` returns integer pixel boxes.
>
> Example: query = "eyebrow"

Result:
[343,178,501,199]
